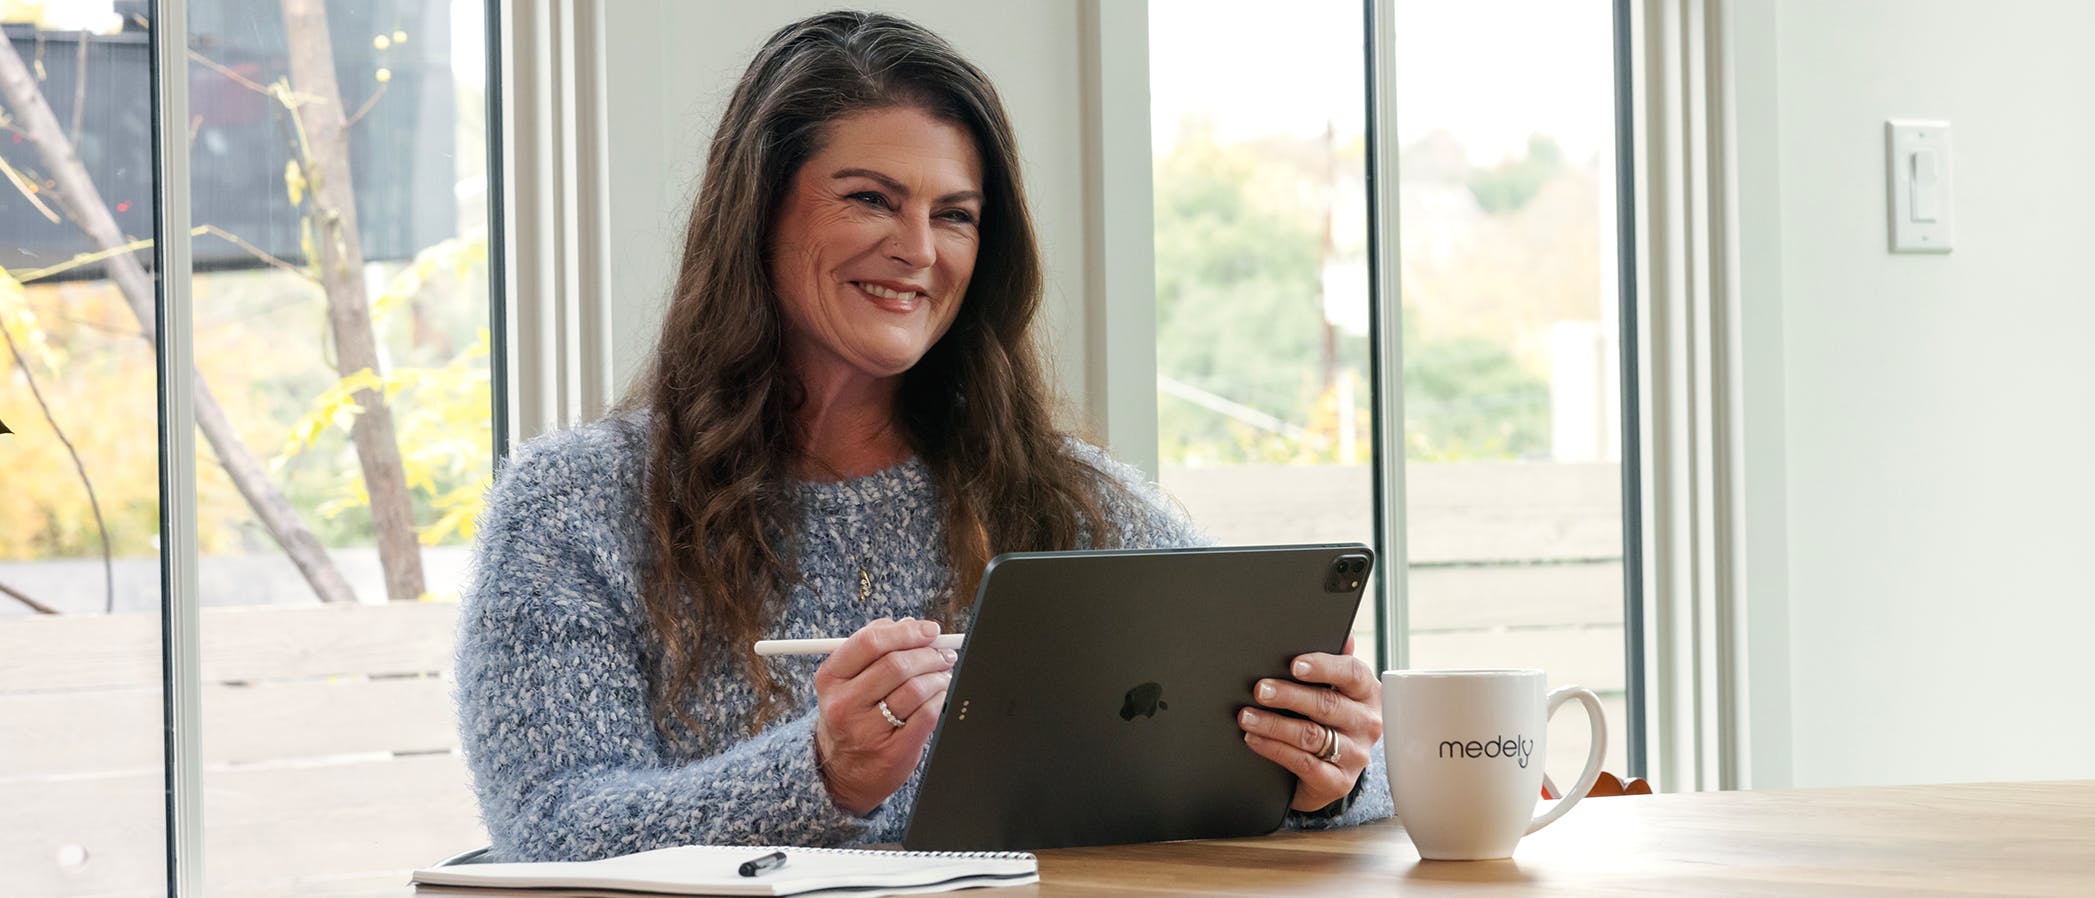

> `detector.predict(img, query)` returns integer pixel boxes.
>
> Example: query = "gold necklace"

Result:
[857,563,873,602]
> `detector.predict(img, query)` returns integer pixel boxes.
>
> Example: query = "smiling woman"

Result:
[450,9,1391,862]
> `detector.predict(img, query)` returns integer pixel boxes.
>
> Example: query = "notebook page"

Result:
[411,844,1038,897]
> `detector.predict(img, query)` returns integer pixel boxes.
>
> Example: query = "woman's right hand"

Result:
[812,617,956,816]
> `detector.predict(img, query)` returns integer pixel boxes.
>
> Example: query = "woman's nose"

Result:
[886,212,936,269]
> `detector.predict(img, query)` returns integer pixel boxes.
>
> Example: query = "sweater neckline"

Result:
[793,455,931,510]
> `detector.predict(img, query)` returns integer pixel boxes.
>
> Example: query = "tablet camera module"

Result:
[1324,555,1371,593]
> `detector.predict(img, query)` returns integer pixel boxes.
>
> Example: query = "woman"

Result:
[456,10,1389,862]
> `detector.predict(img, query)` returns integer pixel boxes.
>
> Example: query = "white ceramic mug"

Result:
[1381,668,1607,860]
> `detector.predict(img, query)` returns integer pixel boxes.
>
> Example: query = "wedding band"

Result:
[1315,725,1341,765]
[877,700,907,728]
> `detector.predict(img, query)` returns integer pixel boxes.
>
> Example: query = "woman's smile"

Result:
[850,279,929,312]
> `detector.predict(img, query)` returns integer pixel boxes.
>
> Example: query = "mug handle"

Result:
[1525,685,1607,835]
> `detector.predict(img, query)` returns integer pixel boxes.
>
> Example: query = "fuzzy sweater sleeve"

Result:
[454,428,876,861]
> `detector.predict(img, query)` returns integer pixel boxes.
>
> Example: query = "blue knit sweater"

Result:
[455,415,1393,861]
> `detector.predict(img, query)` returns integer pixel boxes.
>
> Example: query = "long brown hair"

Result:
[619,11,1122,737]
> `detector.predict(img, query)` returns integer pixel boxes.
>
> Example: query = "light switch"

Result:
[1910,149,1940,221]
[1887,120,1953,253]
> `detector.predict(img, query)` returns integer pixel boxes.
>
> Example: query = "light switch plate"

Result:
[1887,120,1954,253]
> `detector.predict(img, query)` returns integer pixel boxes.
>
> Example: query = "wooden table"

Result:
[388,781,2095,897]
[1009,781,2095,896]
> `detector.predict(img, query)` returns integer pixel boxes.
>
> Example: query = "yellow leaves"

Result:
[275,326,494,546]
[273,367,385,472]
[371,236,488,328]
[449,239,490,279]
[0,154,60,224]
[316,477,371,521]
[273,234,496,544]
[371,259,430,328]
[284,159,306,206]
[0,264,62,373]
[420,475,490,547]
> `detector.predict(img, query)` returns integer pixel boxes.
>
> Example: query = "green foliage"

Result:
[1153,131,1339,464]
[1466,134,1565,216]
[1401,324,1549,461]
[1152,132,1552,466]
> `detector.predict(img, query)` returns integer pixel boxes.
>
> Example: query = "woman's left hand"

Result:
[1238,636,1383,813]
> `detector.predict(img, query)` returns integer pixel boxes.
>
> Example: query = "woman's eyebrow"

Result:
[831,167,983,206]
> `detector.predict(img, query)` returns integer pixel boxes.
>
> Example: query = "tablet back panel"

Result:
[902,544,1373,851]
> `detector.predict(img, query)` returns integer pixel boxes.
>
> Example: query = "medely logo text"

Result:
[1438,735,1536,768]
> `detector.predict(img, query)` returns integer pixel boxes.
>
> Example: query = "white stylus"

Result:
[753,633,967,656]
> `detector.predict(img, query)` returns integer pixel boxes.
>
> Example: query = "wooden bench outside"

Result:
[0,602,483,897]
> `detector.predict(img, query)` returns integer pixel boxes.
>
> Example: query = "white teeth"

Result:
[856,282,920,302]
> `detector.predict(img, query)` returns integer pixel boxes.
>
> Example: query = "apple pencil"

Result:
[754,633,967,656]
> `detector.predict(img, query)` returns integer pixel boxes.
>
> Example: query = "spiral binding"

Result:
[765,845,1034,862]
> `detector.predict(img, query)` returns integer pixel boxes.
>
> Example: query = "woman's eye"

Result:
[849,191,892,209]
[939,209,978,225]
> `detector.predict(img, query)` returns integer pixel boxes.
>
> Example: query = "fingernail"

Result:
[940,649,958,665]
[1294,659,1312,677]
[1240,709,1258,726]
[919,621,939,638]
[1258,682,1276,702]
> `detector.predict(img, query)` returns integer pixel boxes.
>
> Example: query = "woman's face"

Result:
[770,105,984,384]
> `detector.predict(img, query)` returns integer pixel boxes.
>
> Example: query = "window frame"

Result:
[147,0,515,891]
[148,0,202,891]
[1358,0,1650,777]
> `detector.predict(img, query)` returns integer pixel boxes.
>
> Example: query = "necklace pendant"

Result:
[858,567,873,602]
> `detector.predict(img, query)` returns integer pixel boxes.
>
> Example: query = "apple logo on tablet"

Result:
[1119,682,1168,720]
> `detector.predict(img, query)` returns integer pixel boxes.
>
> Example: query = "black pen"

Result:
[738,850,788,877]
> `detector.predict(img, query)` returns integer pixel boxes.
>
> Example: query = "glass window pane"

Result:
[1149,0,1376,654]
[0,7,168,895]
[1393,0,1630,780]
[184,1,493,892]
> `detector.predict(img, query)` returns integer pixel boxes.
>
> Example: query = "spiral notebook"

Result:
[410,845,1038,897]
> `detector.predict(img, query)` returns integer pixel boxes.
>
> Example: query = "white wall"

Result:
[598,1,1155,467]
[1737,0,2095,787]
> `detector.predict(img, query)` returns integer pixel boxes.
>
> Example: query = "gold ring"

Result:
[877,700,907,728]
[1315,725,1341,764]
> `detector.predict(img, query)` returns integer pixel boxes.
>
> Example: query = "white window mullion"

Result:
[580,0,615,414]
[150,0,204,893]
[1634,0,1751,793]
[502,0,615,445]
[1712,0,1753,789]
[1077,0,1161,479]
[1366,0,1410,671]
